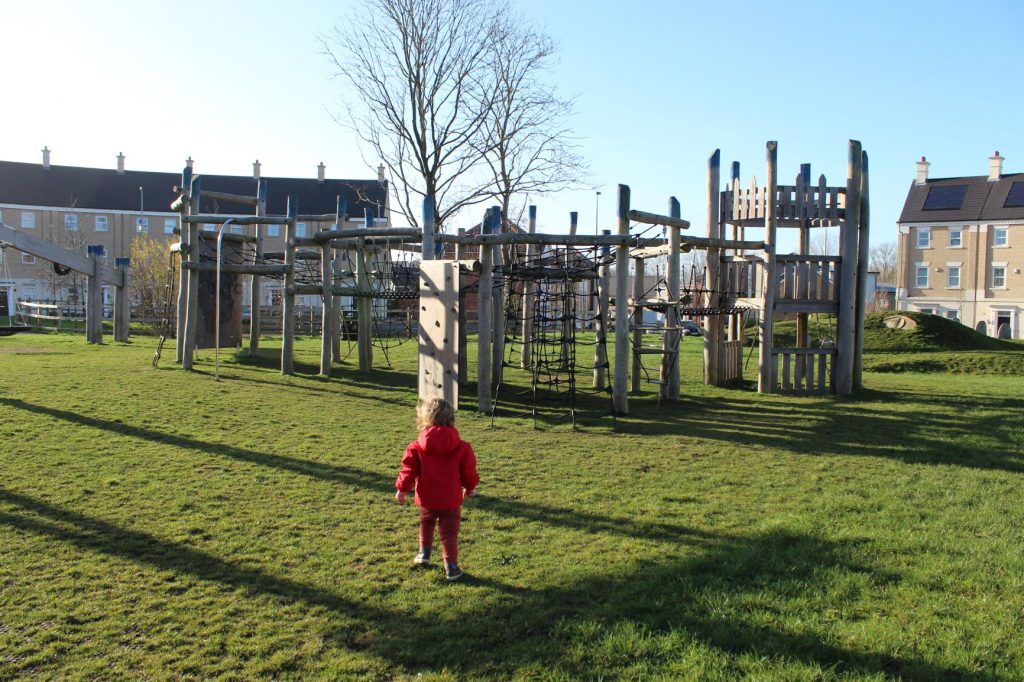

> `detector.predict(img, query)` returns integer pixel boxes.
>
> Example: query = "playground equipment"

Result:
[167,140,869,416]
[0,223,130,343]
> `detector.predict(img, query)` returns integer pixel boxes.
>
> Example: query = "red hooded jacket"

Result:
[395,426,479,510]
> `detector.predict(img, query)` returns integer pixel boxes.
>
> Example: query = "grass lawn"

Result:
[1,330,1023,680]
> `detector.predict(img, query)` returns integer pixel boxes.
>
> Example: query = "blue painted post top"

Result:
[800,163,811,184]
[258,179,268,203]
[287,195,297,219]
[336,196,347,222]
[570,211,578,231]
[528,205,537,221]
[363,208,374,227]
[731,160,740,181]
[670,197,681,219]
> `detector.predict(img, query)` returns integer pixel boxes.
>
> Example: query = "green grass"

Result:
[1,331,1023,679]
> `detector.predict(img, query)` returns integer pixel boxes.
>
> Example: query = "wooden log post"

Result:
[182,176,201,369]
[854,150,870,391]
[456,227,468,387]
[491,206,505,389]
[836,140,863,395]
[703,150,721,385]
[331,197,346,363]
[281,196,297,375]
[613,185,630,415]
[796,164,810,386]
[85,245,103,343]
[520,205,537,370]
[758,141,779,394]
[319,211,334,377]
[477,208,496,414]
[422,194,436,262]
[249,179,267,356]
[357,207,374,372]
[661,197,681,401]
[114,257,130,342]
[630,252,644,395]
[175,165,193,363]
[562,211,578,372]
[593,230,611,390]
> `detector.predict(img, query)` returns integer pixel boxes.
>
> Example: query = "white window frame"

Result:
[64,214,78,231]
[21,211,36,229]
[945,310,959,321]
[948,228,962,247]
[991,263,1007,289]
[95,215,108,232]
[21,252,36,265]
[916,227,931,248]
[993,227,1008,247]
[915,262,929,288]
[296,222,308,238]
[268,224,280,237]
[136,217,149,233]
[918,307,935,315]
[946,264,961,288]
[164,218,176,235]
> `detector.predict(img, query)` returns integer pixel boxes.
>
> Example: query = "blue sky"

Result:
[2,0,1021,249]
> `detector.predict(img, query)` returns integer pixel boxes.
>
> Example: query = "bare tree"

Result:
[322,0,505,232]
[869,241,897,283]
[810,226,840,256]
[480,15,588,230]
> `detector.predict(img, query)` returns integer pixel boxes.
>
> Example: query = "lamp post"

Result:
[594,190,601,235]
[138,186,144,233]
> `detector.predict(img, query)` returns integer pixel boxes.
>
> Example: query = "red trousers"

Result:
[419,506,461,562]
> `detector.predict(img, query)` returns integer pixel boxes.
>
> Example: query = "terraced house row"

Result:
[897,152,1024,339]
[0,149,386,318]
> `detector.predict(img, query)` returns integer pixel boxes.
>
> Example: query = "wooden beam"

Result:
[0,223,124,286]
[626,209,691,230]
[758,142,779,394]
[199,189,259,206]
[613,185,630,415]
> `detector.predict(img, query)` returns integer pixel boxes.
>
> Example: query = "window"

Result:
[918,307,935,315]
[64,214,78,230]
[95,215,108,232]
[164,218,176,235]
[945,310,959,321]
[231,224,243,234]
[992,265,1006,288]
[268,225,280,237]
[21,211,36,229]
[21,253,36,265]
[136,217,149,233]
[915,265,929,288]
[947,265,960,288]
[948,229,962,247]
[21,285,36,300]
[1005,181,1024,208]
[916,227,931,248]
[296,222,307,237]
[993,227,1008,247]
[923,184,968,210]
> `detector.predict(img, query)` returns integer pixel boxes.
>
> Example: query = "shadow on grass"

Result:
[0,487,983,680]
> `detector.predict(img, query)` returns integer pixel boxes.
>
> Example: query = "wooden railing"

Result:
[772,347,834,394]
[775,255,840,306]
[721,176,846,224]
[721,339,744,384]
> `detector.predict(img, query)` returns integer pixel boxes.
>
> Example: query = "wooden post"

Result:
[491,206,505,389]
[520,205,537,370]
[331,197,346,363]
[281,196,297,375]
[796,164,810,386]
[593,230,611,389]
[613,185,630,415]
[456,227,468,387]
[422,194,436,262]
[630,253,644,395]
[563,211,578,373]
[249,179,267,356]
[182,176,201,369]
[114,257,130,341]
[854,150,870,391]
[758,141,779,394]
[319,218,334,376]
[662,197,681,401]
[703,150,721,385]
[357,207,374,372]
[175,165,193,363]
[836,140,863,395]
[86,245,103,343]
[477,208,495,414]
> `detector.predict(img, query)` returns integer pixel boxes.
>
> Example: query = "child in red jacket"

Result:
[395,397,479,581]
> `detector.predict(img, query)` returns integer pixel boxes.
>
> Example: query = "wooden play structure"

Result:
[0,222,131,343]
[167,140,869,415]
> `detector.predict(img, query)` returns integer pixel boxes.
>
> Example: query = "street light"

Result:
[594,190,601,235]
[138,186,144,232]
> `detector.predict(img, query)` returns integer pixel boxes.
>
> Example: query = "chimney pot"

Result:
[117,152,125,175]
[317,161,326,183]
[378,163,386,183]
[42,146,51,169]
[989,151,1004,181]
[186,156,194,169]
[915,156,930,185]
[253,159,261,180]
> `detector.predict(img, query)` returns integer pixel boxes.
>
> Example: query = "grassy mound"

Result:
[864,350,1024,375]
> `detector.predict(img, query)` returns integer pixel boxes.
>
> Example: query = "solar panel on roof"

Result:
[922,184,968,210]
[1005,181,1024,208]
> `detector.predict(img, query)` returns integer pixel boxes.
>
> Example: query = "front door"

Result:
[0,288,8,318]
[995,312,1012,339]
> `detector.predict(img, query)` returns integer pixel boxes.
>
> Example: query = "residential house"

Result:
[896,152,1023,338]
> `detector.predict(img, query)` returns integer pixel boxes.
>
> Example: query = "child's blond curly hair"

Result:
[416,397,455,431]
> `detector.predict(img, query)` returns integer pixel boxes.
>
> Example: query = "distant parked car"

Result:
[680,320,703,336]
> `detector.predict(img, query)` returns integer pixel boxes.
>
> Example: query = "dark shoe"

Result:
[413,547,432,566]
[445,562,463,581]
